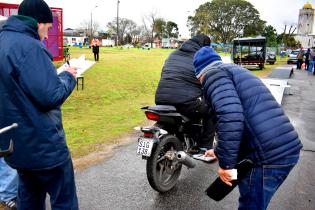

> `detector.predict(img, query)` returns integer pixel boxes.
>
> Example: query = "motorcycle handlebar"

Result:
[0,123,18,157]
[0,123,18,134]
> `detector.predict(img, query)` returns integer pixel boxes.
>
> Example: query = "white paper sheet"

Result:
[57,55,95,76]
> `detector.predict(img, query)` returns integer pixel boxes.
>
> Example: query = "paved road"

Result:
[75,69,315,210]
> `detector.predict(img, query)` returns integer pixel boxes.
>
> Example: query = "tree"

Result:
[152,19,179,39]
[262,25,278,47]
[187,0,265,44]
[277,33,299,48]
[165,21,179,38]
[77,19,100,38]
[142,10,160,47]
[243,19,266,37]
[153,18,166,40]
[107,18,138,45]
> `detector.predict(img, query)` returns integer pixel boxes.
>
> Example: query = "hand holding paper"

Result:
[65,66,77,78]
[57,54,95,76]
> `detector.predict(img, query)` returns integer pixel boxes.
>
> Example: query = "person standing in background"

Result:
[91,37,100,61]
[304,48,310,71]
[308,47,315,74]
[296,49,304,70]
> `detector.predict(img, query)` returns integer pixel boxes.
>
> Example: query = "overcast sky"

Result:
[1,0,314,37]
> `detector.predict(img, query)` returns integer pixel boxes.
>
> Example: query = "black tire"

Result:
[146,134,183,193]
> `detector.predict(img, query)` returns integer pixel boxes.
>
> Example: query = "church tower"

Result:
[297,2,314,35]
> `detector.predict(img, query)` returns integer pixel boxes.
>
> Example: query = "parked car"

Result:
[123,44,134,48]
[287,49,307,64]
[142,43,151,50]
[266,52,276,64]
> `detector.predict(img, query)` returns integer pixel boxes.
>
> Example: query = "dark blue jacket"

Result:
[155,40,204,105]
[0,16,76,170]
[202,62,302,169]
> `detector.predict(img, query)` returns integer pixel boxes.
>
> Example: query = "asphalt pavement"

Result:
[74,67,315,210]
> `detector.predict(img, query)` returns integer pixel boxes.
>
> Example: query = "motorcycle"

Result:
[136,105,209,193]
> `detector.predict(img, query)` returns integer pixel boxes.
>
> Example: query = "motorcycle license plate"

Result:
[137,138,154,157]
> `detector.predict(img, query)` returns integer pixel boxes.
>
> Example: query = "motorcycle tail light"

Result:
[143,132,154,138]
[145,111,160,121]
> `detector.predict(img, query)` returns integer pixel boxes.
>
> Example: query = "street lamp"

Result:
[90,5,98,41]
[116,0,120,46]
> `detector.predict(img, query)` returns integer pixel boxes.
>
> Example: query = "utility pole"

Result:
[116,0,120,46]
[90,5,98,41]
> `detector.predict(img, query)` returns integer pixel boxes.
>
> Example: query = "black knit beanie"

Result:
[18,0,53,23]
[190,35,211,47]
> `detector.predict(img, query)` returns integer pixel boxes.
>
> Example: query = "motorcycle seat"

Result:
[146,105,177,113]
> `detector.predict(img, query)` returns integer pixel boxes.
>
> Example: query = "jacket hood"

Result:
[1,15,39,40]
[179,34,211,53]
[179,40,202,53]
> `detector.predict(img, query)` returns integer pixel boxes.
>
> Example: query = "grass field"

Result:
[58,47,287,158]
[59,47,172,157]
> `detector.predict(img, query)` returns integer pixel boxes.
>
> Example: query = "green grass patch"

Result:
[58,47,286,157]
[60,47,173,157]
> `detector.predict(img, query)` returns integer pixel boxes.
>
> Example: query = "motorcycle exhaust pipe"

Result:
[175,151,196,168]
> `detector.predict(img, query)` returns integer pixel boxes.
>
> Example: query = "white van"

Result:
[142,43,151,50]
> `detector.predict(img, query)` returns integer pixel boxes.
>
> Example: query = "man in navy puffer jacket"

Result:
[193,47,302,210]
[0,0,78,209]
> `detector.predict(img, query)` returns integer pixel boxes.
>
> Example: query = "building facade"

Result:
[295,2,315,48]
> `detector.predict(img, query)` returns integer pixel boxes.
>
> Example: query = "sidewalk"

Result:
[282,67,315,151]
[268,67,315,210]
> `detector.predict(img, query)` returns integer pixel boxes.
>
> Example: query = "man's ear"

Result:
[199,74,205,83]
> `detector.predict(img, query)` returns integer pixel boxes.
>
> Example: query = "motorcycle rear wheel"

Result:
[146,134,183,193]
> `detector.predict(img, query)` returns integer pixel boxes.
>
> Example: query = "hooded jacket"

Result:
[0,16,76,170]
[155,35,210,105]
[201,62,302,169]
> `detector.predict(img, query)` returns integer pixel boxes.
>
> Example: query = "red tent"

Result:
[0,3,64,61]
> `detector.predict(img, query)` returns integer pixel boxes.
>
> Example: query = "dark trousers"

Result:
[305,59,309,70]
[296,59,303,69]
[16,158,78,210]
[176,97,215,149]
[92,46,99,61]
[93,52,99,61]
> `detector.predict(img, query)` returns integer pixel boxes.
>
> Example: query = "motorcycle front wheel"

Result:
[146,134,183,193]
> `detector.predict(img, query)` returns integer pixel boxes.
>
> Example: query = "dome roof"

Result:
[303,3,313,9]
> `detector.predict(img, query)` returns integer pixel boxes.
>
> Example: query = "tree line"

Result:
[77,0,299,48]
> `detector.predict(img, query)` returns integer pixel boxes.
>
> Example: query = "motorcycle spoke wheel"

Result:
[146,134,183,193]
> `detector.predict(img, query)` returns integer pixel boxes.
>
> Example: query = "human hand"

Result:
[65,67,77,78]
[218,167,236,186]
[204,149,216,158]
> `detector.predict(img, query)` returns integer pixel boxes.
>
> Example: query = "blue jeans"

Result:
[0,158,18,202]
[308,60,315,73]
[238,153,299,210]
[17,158,78,210]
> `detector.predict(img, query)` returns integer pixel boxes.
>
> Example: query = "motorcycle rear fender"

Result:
[140,126,168,139]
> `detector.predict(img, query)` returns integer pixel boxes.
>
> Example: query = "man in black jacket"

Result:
[155,35,215,150]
